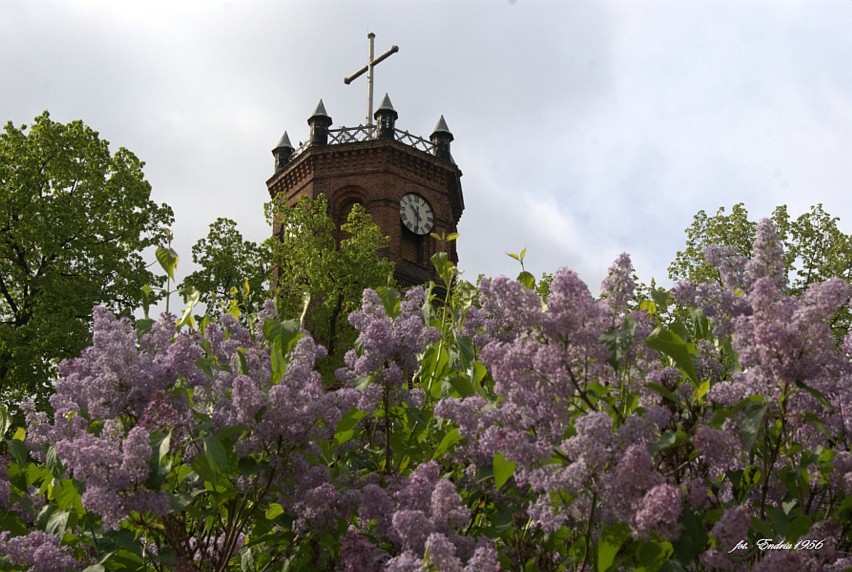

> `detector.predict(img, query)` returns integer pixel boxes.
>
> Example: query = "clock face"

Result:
[400,193,434,235]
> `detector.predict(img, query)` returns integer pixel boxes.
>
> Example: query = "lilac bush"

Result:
[0,218,849,570]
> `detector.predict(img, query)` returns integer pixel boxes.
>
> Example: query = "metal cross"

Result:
[344,33,399,132]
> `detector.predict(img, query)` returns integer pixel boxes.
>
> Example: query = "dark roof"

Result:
[377,93,395,112]
[274,131,293,150]
[311,99,330,119]
[431,115,452,136]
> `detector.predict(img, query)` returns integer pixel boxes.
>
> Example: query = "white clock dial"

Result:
[399,193,434,235]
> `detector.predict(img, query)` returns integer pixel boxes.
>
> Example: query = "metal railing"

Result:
[289,125,434,162]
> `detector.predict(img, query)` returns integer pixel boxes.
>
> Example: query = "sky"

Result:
[2,0,851,294]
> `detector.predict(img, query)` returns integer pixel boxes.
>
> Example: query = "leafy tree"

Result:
[179,217,269,317]
[669,203,852,294]
[265,195,394,371]
[668,203,757,286]
[0,112,173,406]
[772,204,852,295]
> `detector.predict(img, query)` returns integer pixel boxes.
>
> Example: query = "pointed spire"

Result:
[430,115,454,161]
[272,131,295,172]
[431,115,452,137]
[377,93,395,113]
[374,93,398,139]
[274,131,293,151]
[308,99,333,145]
[311,99,330,120]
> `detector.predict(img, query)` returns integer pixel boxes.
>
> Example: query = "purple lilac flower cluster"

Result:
[0,531,78,571]
[337,287,440,410]
[17,304,357,566]
[341,461,499,571]
[439,255,681,539]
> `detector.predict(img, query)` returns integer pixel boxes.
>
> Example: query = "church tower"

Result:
[266,96,464,286]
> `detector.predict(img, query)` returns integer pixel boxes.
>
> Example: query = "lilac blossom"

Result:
[605,444,664,524]
[631,483,682,540]
[0,531,79,572]
[338,287,440,408]
[424,532,464,572]
[384,551,424,572]
[341,529,389,572]
[709,506,751,556]
[19,305,356,562]
[345,462,487,570]
[464,540,501,572]
[600,252,635,320]
[694,426,745,478]
[745,219,787,291]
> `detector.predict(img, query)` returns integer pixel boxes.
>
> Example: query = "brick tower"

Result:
[266,96,464,286]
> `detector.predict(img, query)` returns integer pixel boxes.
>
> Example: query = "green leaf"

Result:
[265,503,284,520]
[203,435,229,476]
[456,335,475,369]
[135,318,155,337]
[263,318,302,351]
[786,515,812,542]
[5,438,28,466]
[794,379,835,411]
[493,453,516,491]
[639,299,657,315]
[471,361,487,393]
[651,287,669,308]
[0,405,11,435]
[693,379,711,403]
[433,428,461,459]
[334,409,366,446]
[155,246,180,280]
[431,252,456,287]
[672,509,708,564]
[448,373,475,397]
[739,402,769,451]
[45,445,63,477]
[648,430,678,455]
[241,547,256,572]
[54,479,83,513]
[421,344,450,398]
[645,326,698,383]
[376,286,402,318]
[597,522,630,572]
[45,509,70,536]
[176,287,201,328]
[517,270,535,290]
[636,540,673,571]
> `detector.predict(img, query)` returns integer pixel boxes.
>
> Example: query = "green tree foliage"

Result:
[668,203,757,286]
[179,218,269,317]
[265,195,394,371]
[0,112,173,406]
[772,204,852,295]
[669,203,852,294]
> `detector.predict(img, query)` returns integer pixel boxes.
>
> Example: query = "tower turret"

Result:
[430,115,454,161]
[272,131,294,172]
[373,93,398,140]
[307,100,333,145]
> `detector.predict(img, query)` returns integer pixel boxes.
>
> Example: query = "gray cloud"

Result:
[2,0,850,297]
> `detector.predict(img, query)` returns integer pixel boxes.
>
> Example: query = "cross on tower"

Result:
[344,33,399,133]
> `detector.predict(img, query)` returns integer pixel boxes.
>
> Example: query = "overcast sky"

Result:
[2,1,851,293]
